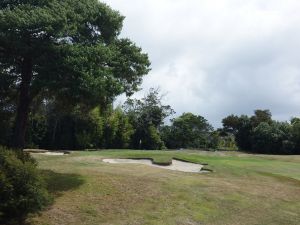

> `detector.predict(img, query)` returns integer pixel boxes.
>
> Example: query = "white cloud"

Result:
[104,0,300,127]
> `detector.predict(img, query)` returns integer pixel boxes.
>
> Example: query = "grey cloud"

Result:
[105,0,300,128]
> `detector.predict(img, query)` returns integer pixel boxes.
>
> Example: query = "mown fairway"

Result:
[29,150,300,225]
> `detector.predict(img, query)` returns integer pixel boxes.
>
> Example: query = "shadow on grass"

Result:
[40,170,85,197]
[27,171,84,224]
[4,171,85,225]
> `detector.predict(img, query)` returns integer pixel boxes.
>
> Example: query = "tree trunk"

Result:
[13,57,33,149]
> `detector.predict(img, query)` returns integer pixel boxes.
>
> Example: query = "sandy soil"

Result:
[102,158,205,173]
[36,152,66,156]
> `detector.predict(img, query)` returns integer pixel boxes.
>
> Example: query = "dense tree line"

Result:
[2,85,300,154]
[222,110,300,154]
[161,113,213,149]
[1,88,173,150]
[0,1,299,155]
[1,85,237,151]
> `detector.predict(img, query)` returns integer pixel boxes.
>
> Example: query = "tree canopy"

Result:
[0,2,299,155]
[162,113,213,149]
[222,110,300,154]
[0,0,150,148]
[124,88,174,150]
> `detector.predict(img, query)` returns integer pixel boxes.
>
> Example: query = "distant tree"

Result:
[26,102,134,150]
[217,132,238,151]
[252,121,293,154]
[290,118,300,154]
[26,111,47,148]
[222,110,299,154]
[251,122,278,154]
[234,115,253,151]
[222,114,240,134]
[103,106,134,149]
[207,131,220,149]
[222,114,252,150]
[0,0,150,148]
[124,88,174,149]
[162,112,213,149]
[251,109,272,127]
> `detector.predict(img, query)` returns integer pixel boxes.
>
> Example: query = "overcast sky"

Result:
[104,0,300,128]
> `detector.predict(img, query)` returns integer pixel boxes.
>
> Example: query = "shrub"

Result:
[0,147,50,224]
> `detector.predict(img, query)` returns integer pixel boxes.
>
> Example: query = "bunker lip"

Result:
[102,158,210,173]
[24,149,71,155]
[112,157,172,166]
[173,157,209,166]
[37,152,66,156]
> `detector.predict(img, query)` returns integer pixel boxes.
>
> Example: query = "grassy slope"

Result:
[29,150,300,225]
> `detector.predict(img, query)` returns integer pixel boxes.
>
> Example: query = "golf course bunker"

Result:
[33,151,69,156]
[103,158,206,173]
[40,152,65,156]
[25,149,71,156]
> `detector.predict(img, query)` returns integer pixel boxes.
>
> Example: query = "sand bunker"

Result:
[43,152,65,156]
[25,149,70,156]
[34,152,66,156]
[103,158,206,173]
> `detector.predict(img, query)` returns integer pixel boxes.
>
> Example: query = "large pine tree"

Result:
[0,0,150,148]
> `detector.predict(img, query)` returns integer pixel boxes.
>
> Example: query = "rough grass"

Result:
[28,150,300,225]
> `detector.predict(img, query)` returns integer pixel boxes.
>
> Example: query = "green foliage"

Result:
[24,102,136,150]
[252,122,284,154]
[143,125,165,150]
[35,104,105,150]
[26,112,48,148]
[234,115,253,150]
[207,131,220,149]
[217,133,238,151]
[103,106,134,149]
[222,110,299,154]
[222,114,240,134]
[250,109,272,127]
[0,0,150,148]
[162,112,213,149]
[0,109,14,146]
[290,118,300,154]
[0,147,50,224]
[124,88,174,150]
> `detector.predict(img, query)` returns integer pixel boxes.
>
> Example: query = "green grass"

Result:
[29,150,300,225]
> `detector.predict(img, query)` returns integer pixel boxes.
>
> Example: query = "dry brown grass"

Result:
[28,150,300,225]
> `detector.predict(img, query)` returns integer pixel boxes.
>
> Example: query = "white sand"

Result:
[36,152,65,156]
[102,158,205,173]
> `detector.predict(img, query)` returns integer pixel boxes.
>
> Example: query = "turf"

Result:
[28,150,300,225]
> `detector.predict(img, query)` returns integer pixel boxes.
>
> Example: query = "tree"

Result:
[252,121,293,154]
[222,114,240,134]
[291,118,300,154]
[0,0,150,148]
[24,100,135,150]
[103,106,134,149]
[234,115,253,150]
[222,110,299,154]
[251,109,272,127]
[216,131,238,151]
[162,112,213,149]
[0,71,16,146]
[124,88,174,149]
[222,114,254,151]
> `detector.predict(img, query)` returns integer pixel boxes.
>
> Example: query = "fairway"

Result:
[29,150,300,225]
